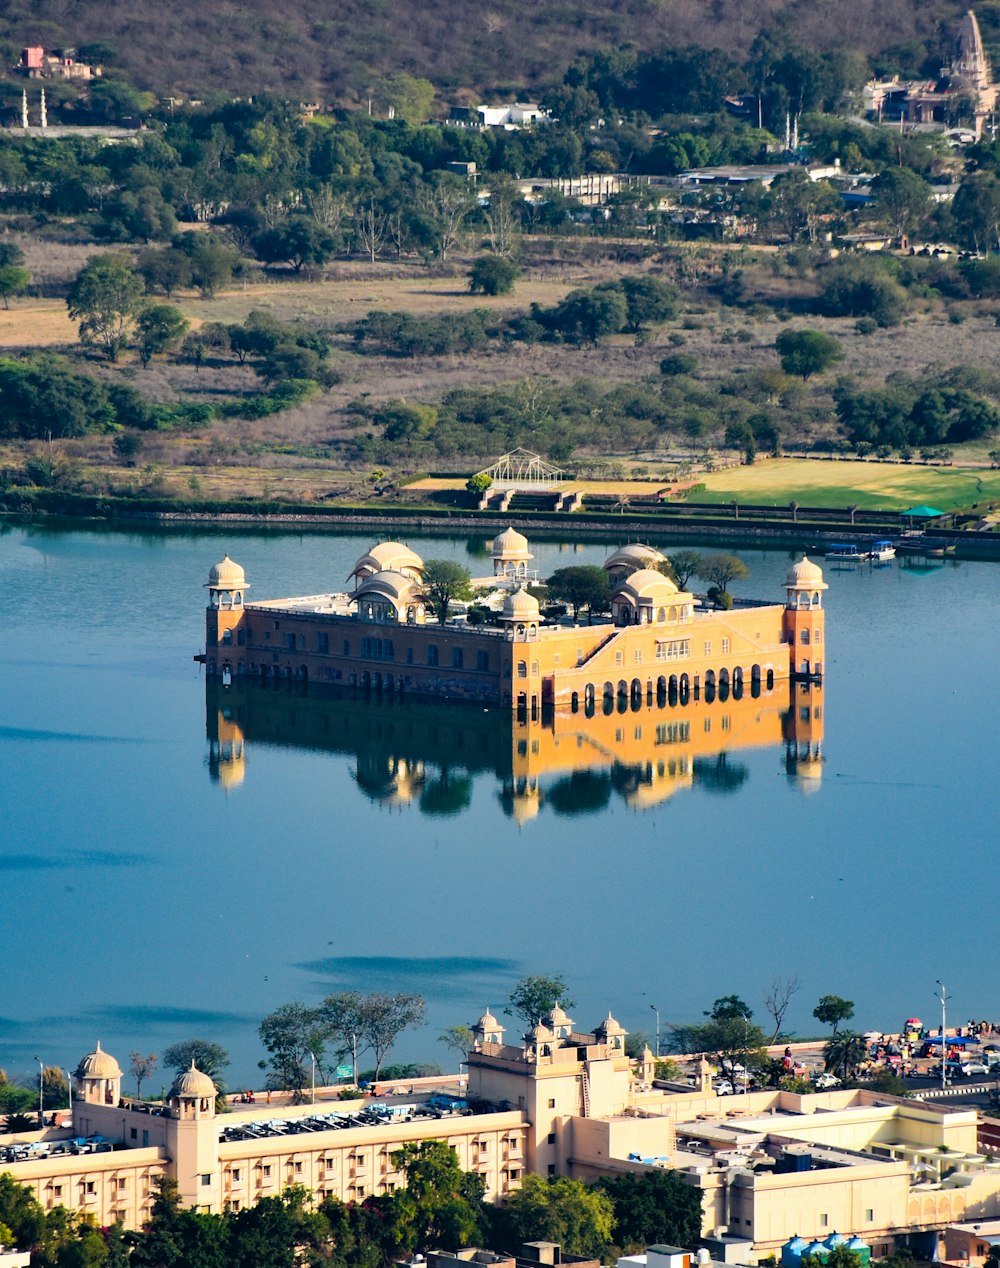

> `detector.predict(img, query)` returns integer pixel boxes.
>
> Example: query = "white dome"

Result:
[786,556,827,589]
[492,526,532,561]
[349,542,424,581]
[604,543,666,571]
[206,555,247,589]
[618,567,678,599]
[354,570,422,602]
[170,1061,217,1099]
[75,1041,122,1081]
[501,586,540,620]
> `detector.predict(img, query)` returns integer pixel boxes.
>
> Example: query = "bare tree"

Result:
[129,1051,158,1100]
[484,174,521,258]
[354,195,387,263]
[762,974,803,1043]
[421,178,475,261]
[309,184,349,235]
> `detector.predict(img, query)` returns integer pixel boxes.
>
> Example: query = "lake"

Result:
[0,519,997,1093]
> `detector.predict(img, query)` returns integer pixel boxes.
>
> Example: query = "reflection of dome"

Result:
[170,1061,217,1099]
[785,556,826,589]
[604,543,666,572]
[492,526,532,561]
[349,542,424,583]
[207,555,247,589]
[76,1042,122,1080]
[511,784,541,824]
[218,758,245,791]
[618,568,678,599]
[501,586,540,621]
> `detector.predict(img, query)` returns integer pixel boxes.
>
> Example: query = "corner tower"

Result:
[205,555,248,673]
[783,557,827,678]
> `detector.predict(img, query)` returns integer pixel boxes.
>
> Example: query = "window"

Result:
[232,1169,240,1182]
[800,705,810,721]
[317,632,329,653]
[130,1128,137,1139]
[54,1186,62,1197]
[721,637,730,654]
[801,628,810,644]
[236,628,245,646]
[406,647,414,664]
[285,634,296,650]
[656,639,690,661]
[517,660,526,677]
[476,650,489,671]
[722,716,730,731]
[263,1166,271,1177]
[452,647,464,669]
[865,1209,874,1222]
[615,651,623,665]
[820,1215,829,1228]
[428,645,439,667]
[295,1162,303,1173]
[547,1132,556,1144]
[531,661,539,676]
[704,641,711,656]
[634,726,642,739]
[343,640,350,656]
[202,1174,212,1187]
[704,717,711,733]
[118,1178,128,1190]
[634,649,642,664]
[548,1098,556,1108]
[816,628,823,643]
[86,1182,96,1194]
[656,722,690,744]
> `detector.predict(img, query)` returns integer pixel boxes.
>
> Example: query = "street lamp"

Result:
[310,1052,316,1105]
[65,1069,73,1123]
[936,981,949,1090]
[649,1005,660,1059]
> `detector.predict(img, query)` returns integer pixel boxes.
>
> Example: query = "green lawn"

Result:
[694,458,1000,512]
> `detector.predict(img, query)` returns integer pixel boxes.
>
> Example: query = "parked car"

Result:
[714,1080,734,1096]
[960,1060,989,1076]
[813,1072,842,1089]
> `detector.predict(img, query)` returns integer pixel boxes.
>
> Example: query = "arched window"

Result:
[517,660,527,677]
[801,628,811,644]
[658,607,666,623]
[531,661,539,676]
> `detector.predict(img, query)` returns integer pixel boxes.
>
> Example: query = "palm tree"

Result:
[824,1031,867,1079]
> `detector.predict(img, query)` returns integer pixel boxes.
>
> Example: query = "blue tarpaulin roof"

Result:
[923,1035,975,1045]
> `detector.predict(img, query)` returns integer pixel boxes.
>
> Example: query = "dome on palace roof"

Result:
[597,1011,626,1037]
[349,542,424,581]
[170,1061,217,1100]
[604,543,666,570]
[501,586,540,620]
[548,1003,573,1029]
[476,1008,502,1031]
[206,555,247,590]
[75,1042,122,1081]
[785,556,826,589]
[354,570,421,602]
[492,526,532,561]
[618,568,678,599]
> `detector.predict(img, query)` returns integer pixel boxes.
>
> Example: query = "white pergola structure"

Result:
[475,448,565,491]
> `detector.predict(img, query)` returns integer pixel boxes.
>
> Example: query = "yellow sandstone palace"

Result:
[201,532,827,712]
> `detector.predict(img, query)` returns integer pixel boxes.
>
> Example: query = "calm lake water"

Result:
[0,520,997,1092]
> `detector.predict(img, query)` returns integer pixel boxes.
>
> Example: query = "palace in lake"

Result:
[201,531,826,713]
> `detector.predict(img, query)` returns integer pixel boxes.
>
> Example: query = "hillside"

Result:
[0,0,985,101]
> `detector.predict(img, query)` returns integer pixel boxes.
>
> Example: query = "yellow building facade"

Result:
[200,537,827,711]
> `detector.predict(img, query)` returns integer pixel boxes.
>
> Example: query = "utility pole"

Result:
[34,1057,43,1125]
[936,981,949,1089]
[649,1005,660,1059]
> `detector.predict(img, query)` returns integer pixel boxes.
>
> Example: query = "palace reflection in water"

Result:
[206,672,824,821]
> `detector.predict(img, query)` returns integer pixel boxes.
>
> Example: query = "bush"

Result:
[660,353,698,376]
[469,255,520,295]
[855,317,878,335]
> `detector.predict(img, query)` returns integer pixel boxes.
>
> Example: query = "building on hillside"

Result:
[863,10,998,139]
[18,46,101,80]
[199,536,827,711]
[448,103,551,129]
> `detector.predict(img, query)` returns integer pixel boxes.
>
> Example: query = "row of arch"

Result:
[568,665,775,715]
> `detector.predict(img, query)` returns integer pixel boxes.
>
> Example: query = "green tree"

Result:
[813,995,855,1035]
[136,247,193,297]
[819,258,906,327]
[438,1025,475,1061]
[420,559,474,624]
[389,1140,486,1252]
[620,276,678,332]
[952,171,1000,254]
[546,565,611,621]
[506,974,575,1028]
[664,550,703,589]
[469,256,520,295]
[174,233,238,297]
[676,1013,769,1081]
[696,553,750,600]
[466,471,493,495]
[66,253,143,361]
[501,1174,613,1258]
[823,1031,867,1079]
[598,1169,702,1248]
[258,1002,326,1101]
[254,218,336,272]
[870,167,931,241]
[707,994,754,1021]
[0,265,29,310]
[136,303,189,367]
[357,993,426,1081]
[724,420,758,463]
[161,1040,230,1089]
[775,329,843,379]
[378,73,436,124]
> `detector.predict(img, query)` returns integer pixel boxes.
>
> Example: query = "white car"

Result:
[961,1060,989,1076]
[714,1080,734,1096]
[813,1072,842,1089]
